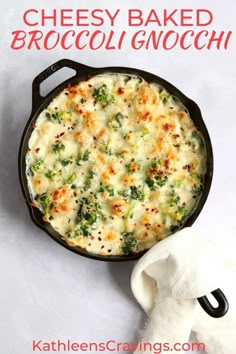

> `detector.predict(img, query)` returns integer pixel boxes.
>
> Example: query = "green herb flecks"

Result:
[121,232,138,256]
[76,197,103,236]
[76,150,90,165]
[160,90,171,104]
[64,174,76,185]
[145,160,168,189]
[130,186,145,201]
[36,194,51,214]
[145,177,155,190]
[84,169,96,189]
[98,186,114,197]
[118,190,130,199]
[107,112,124,131]
[101,144,112,155]
[77,198,98,225]
[31,160,44,173]
[191,173,204,193]
[46,111,64,124]
[45,170,57,179]
[67,224,90,238]
[60,159,71,166]
[93,85,115,106]
[154,174,168,187]
[176,205,188,222]
[167,187,189,223]
[51,142,65,153]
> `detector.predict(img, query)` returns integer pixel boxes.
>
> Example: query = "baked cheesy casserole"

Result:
[26,73,206,256]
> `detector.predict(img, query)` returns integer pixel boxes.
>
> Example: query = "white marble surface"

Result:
[0,1,235,353]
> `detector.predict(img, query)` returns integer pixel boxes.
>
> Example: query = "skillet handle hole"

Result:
[197,288,229,318]
[40,67,76,97]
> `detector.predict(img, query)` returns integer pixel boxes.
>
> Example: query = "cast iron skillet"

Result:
[18,59,228,318]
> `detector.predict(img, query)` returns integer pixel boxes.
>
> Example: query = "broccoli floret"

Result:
[64,174,76,184]
[154,174,168,187]
[175,205,188,222]
[130,186,145,201]
[45,170,57,179]
[46,111,64,124]
[31,160,44,173]
[107,112,124,131]
[121,232,138,255]
[51,142,65,153]
[76,150,90,165]
[76,196,104,236]
[37,194,51,213]
[93,85,115,106]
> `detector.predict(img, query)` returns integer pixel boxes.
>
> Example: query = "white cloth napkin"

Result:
[131,227,236,354]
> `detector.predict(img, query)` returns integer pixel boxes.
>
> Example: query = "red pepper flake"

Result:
[158,224,161,228]
[173,134,180,139]
[120,160,123,164]
[88,243,91,246]
[55,134,59,139]
[117,87,124,95]
[93,136,97,141]
[55,140,59,143]
[182,202,186,206]
[145,223,151,229]
[145,208,149,211]
[149,167,159,175]
[131,158,135,162]
[163,123,170,132]
[32,121,36,128]
[91,236,95,240]
[59,132,65,137]
[151,208,155,212]
[98,231,102,234]
[35,148,40,153]
[98,237,102,241]
[163,159,170,170]
[183,164,191,171]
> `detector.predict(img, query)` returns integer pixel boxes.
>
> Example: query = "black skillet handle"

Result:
[32,59,92,112]
[197,288,229,318]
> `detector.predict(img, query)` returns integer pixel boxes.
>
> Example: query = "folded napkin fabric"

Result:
[131,227,236,354]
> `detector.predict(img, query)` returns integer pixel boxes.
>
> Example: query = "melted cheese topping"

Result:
[26,74,207,256]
